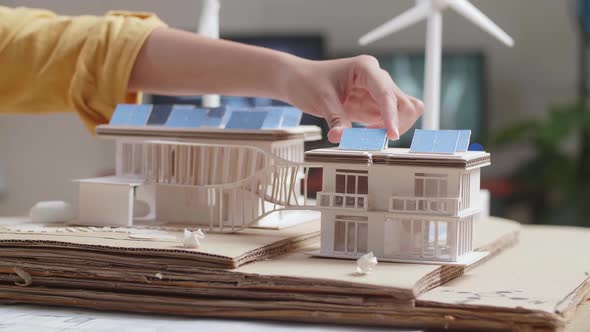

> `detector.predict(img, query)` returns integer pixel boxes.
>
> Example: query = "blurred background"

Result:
[0,0,586,226]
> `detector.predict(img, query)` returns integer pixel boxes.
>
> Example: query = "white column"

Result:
[423,11,442,130]
[199,0,221,108]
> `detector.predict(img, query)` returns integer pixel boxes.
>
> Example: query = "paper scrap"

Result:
[183,229,206,249]
[356,252,378,274]
[155,273,163,280]
[13,267,32,287]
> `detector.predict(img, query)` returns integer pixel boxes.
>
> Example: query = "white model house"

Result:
[305,128,490,265]
[74,104,489,265]
[75,104,321,232]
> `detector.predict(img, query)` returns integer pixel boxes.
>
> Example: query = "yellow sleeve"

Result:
[0,6,167,133]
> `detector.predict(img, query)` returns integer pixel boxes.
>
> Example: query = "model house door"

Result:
[333,215,369,255]
[384,219,453,261]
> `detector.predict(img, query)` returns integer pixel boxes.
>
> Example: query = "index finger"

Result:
[355,58,400,139]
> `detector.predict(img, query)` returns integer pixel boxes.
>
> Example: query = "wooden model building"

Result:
[76,104,322,232]
[306,128,491,265]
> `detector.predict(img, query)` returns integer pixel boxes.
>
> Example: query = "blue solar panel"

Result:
[456,130,472,152]
[339,128,389,151]
[109,104,152,126]
[281,107,302,128]
[410,129,471,154]
[165,105,206,128]
[262,108,283,129]
[225,111,268,129]
[201,107,230,128]
[409,130,437,153]
[147,105,173,125]
[432,130,460,154]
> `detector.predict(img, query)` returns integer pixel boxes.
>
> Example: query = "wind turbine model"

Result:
[198,0,221,108]
[359,0,514,130]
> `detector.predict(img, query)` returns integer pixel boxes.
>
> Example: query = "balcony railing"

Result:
[389,196,460,216]
[317,192,368,210]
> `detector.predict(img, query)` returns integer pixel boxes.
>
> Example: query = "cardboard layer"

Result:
[236,217,519,298]
[1,222,588,332]
[417,225,590,317]
[0,225,586,331]
[4,219,587,330]
[0,218,321,269]
[0,217,519,302]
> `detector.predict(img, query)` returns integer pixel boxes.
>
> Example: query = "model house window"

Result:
[414,173,448,211]
[335,170,368,194]
[333,215,368,254]
[332,170,369,208]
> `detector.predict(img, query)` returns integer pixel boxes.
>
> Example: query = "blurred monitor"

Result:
[151,35,328,140]
[373,52,486,147]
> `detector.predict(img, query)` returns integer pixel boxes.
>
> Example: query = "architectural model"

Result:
[307,128,490,265]
[74,105,490,265]
[76,104,322,232]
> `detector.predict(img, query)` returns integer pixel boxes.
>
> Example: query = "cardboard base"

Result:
[5,217,570,331]
[0,217,321,269]
[307,250,489,266]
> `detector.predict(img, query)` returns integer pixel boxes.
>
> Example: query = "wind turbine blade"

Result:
[359,2,431,45]
[447,0,514,47]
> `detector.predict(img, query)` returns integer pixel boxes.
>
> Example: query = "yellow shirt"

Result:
[0,6,166,132]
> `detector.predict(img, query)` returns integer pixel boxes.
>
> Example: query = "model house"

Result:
[305,128,491,265]
[74,104,489,265]
[75,104,322,232]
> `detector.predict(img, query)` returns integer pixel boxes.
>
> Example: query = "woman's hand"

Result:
[281,55,424,143]
[130,28,423,143]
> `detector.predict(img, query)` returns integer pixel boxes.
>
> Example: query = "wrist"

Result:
[272,53,312,104]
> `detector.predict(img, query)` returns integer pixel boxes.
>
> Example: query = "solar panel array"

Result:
[108,104,302,130]
[338,128,389,151]
[409,129,472,154]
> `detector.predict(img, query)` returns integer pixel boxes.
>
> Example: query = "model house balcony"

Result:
[389,196,460,216]
[317,192,368,210]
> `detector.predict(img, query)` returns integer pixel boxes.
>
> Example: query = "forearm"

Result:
[128,27,301,102]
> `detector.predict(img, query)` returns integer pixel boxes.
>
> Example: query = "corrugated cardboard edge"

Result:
[0,229,319,270]
[0,287,564,331]
[413,222,521,296]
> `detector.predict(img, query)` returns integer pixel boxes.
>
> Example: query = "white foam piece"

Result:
[182,228,205,249]
[356,252,378,274]
[30,201,75,223]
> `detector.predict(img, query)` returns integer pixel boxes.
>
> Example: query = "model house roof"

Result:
[96,104,322,142]
[305,147,490,169]
[306,128,489,169]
